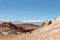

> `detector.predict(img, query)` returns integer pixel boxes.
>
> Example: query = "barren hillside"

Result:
[0,17,60,40]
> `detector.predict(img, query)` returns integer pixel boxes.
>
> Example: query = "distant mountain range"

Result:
[11,21,43,25]
[0,21,43,25]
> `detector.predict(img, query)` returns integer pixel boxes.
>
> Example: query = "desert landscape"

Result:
[0,0,59,40]
[0,16,60,40]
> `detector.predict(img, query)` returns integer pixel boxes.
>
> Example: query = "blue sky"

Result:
[0,0,60,21]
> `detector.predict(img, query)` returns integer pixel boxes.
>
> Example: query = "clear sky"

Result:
[0,0,60,21]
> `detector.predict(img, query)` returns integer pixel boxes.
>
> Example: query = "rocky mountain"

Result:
[0,22,40,36]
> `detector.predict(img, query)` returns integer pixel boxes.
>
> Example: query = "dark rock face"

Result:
[48,20,52,25]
